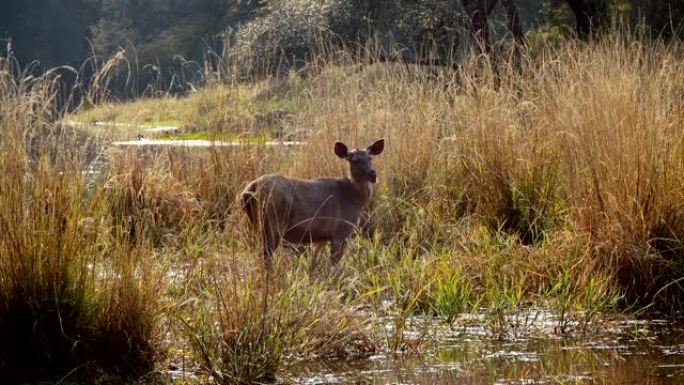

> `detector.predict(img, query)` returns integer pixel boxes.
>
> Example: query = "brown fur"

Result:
[241,139,384,266]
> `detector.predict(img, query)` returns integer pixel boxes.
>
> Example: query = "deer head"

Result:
[334,139,385,183]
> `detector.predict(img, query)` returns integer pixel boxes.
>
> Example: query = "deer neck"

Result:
[347,176,373,204]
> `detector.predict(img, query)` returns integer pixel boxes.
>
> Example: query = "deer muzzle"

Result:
[367,170,377,183]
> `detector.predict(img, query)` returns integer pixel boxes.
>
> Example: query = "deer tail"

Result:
[241,182,259,227]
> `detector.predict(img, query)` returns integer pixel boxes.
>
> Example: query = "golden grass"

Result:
[3,33,684,382]
[0,56,162,381]
[80,33,684,312]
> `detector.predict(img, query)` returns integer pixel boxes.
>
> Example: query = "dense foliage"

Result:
[1,0,683,71]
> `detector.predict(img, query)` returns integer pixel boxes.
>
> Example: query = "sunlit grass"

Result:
[3,32,684,383]
[69,81,302,139]
[0,55,162,382]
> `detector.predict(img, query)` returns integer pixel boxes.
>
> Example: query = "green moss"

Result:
[68,81,302,139]
[157,130,272,142]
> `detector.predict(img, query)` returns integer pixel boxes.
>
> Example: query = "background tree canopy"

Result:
[1,0,682,72]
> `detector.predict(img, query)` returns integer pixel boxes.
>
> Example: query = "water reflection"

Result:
[288,316,684,385]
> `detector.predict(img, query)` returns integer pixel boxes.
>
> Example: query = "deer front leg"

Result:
[330,238,346,265]
[262,225,280,270]
[308,244,324,274]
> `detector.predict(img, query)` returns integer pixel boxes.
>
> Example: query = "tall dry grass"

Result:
[274,35,684,310]
[0,52,162,381]
[69,33,682,382]
[183,260,374,384]
[4,31,683,382]
[96,34,684,316]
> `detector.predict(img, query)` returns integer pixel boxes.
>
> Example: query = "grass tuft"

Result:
[0,51,161,382]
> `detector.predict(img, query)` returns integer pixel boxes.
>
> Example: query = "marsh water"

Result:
[285,313,684,385]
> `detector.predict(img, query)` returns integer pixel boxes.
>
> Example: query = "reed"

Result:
[4,31,684,382]
[0,52,162,382]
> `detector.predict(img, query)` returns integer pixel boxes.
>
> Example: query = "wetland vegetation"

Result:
[2,1,684,383]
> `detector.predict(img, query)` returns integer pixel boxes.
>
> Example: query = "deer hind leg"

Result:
[307,244,326,275]
[261,194,287,270]
[330,238,346,265]
[262,221,281,270]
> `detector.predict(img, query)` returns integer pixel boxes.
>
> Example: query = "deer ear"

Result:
[334,142,348,158]
[367,138,385,156]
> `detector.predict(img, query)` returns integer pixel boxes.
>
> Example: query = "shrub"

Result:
[0,57,161,381]
[185,262,374,384]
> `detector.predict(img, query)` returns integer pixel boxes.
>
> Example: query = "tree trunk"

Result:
[462,0,525,52]
[462,0,497,53]
[565,0,607,40]
[501,0,525,46]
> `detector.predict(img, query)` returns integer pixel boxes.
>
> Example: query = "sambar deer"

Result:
[241,139,385,267]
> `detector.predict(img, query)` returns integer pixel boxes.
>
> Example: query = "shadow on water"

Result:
[287,315,684,385]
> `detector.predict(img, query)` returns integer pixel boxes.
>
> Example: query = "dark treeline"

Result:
[1,1,682,88]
